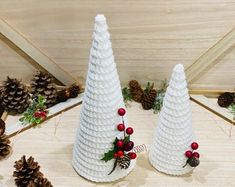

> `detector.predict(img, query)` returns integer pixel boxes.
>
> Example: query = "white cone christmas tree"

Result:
[149,64,198,175]
[72,15,136,182]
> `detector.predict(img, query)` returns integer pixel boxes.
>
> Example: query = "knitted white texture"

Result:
[72,14,135,182]
[149,64,195,176]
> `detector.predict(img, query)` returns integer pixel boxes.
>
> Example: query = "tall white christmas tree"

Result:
[149,64,198,175]
[72,15,136,182]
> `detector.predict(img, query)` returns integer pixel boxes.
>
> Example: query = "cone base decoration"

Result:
[72,157,136,182]
[72,14,136,182]
[149,64,198,176]
[149,152,193,176]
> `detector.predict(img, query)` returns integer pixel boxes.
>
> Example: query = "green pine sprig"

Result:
[101,138,119,162]
[229,103,235,120]
[19,95,48,125]
[153,79,168,113]
[144,82,154,94]
[122,87,132,103]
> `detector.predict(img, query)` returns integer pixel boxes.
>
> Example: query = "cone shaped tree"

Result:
[72,15,135,182]
[149,64,196,175]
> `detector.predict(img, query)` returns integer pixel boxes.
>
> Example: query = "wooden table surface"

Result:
[0,101,234,187]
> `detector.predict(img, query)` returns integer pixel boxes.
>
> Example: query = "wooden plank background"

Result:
[0,0,235,89]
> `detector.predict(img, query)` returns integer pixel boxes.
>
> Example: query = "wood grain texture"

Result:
[0,19,76,85]
[0,102,235,186]
[0,0,235,89]
[186,27,235,83]
[0,36,36,84]
[191,94,234,123]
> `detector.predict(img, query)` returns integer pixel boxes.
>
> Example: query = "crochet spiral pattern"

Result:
[149,64,196,175]
[72,14,135,182]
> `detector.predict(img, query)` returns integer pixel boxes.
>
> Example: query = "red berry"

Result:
[40,111,47,120]
[192,152,200,158]
[126,127,134,135]
[40,111,47,116]
[191,142,199,150]
[117,151,124,157]
[128,152,137,159]
[185,150,193,158]
[117,124,125,131]
[118,108,126,116]
[33,112,41,118]
[124,141,134,151]
[114,153,118,158]
[116,140,124,148]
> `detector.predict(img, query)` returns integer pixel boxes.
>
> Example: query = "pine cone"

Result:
[0,135,11,160]
[13,156,43,187]
[141,82,157,110]
[0,94,5,117]
[0,119,6,136]
[1,77,30,114]
[28,177,53,187]
[129,80,143,102]
[57,89,69,103]
[31,71,57,108]
[118,155,131,169]
[218,92,234,108]
[68,84,80,98]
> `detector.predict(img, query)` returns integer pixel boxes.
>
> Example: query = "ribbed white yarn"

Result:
[149,64,195,176]
[72,14,135,182]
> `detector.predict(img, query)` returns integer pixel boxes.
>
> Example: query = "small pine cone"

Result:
[118,155,131,169]
[28,177,53,187]
[141,89,157,110]
[129,80,143,102]
[0,119,6,136]
[57,89,69,103]
[68,84,80,98]
[13,156,43,187]
[1,77,30,114]
[129,80,141,89]
[31,71,57,108]
[218,92,234,108]
[0,135,11,160]
[131,89,144,103]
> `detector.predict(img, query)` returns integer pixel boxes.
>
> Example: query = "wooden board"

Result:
[4,93,83,137]
[0,101,235,186]
[190,94,234,123]
[0,19,76,85]
[0,1,235,89]
[186,27,235,83]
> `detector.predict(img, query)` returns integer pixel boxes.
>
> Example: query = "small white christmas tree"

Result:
[149,64,199,175]
[72,15,136,182]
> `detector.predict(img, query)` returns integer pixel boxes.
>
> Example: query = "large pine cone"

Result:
[0,119,5,136]
[0,135,11,160]
[118,155,131,169]
[13,156,43,187]
[0,94,5,117]
[28,177,53,187]
[1,77,30,114]
[141,89,157,110]
[57,89,69,103]
[31,71,57,108]
[129,80,143,102]
[218,92,234,108]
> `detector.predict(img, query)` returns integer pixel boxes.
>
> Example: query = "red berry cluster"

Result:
[185,142,200,159]
[33,111,48,121]
[114,108,137,160]
[184,142,200,168]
